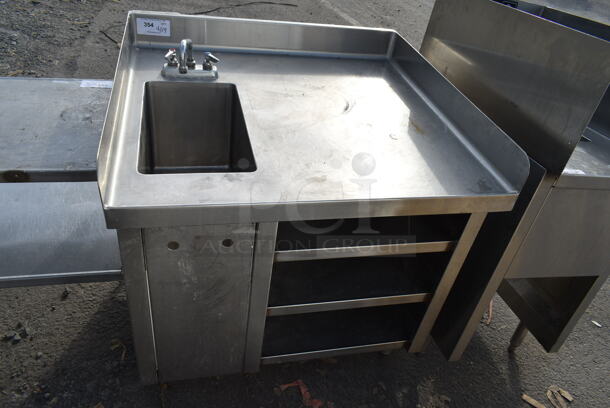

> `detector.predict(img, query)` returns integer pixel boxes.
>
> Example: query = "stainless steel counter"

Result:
[94,12,530,383]
[421,0,610,360]
[98,12,529,229]
[0,78,120,288]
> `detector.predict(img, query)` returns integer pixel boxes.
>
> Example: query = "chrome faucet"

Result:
[162,38,219,79]
[178,39,196,74]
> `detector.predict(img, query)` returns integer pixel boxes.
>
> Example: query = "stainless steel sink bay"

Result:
[95,11,532,384]
[139,81,255,174]
[98,12,530,227]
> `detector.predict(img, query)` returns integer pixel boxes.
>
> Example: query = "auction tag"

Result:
[136,18,171,37]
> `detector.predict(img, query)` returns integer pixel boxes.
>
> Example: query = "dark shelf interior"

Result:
[275,214,468,251]
[262,304,425,356]
[269,253,450,306]
[500,276,597,350]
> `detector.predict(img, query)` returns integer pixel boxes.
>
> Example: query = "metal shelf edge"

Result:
[0,269,123,289]
[260,340,407,364]
[267,293,432,316]
[274,241,455,262]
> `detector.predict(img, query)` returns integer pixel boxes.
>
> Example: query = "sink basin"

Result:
[139,81,256,174]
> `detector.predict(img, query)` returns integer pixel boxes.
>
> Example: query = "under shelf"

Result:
[275,240,454,262]
[268,254,449,315]
[274,215,467,262]
[262,304,424,362]
[267,293,431,316]
[261,341,407,365]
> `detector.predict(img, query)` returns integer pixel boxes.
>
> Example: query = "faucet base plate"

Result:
[161,64,218,80]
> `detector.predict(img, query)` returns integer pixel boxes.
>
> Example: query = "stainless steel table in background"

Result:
[0,78,111,182]
[499,87,610,353]
[0,78,120,288]
[422,0,610,359]
[0,182,121,287]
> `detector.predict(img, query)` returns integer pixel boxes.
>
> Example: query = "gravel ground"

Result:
[1,1,609,407]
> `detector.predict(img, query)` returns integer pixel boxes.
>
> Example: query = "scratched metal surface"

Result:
[142,223,256,382]
[0,181,121,287]
[97,13,530,229]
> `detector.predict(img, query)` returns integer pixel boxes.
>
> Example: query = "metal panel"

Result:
[243,222,277,373]
[0,78,110,182]
[499,275,606,352]
[421,0,610,174]
[516,1,610,42]
[130,11,393,57]
[104,196,518,229]
[143,224,255,382]
[506,188,610,279]
[116,229,158,385]
[0,182,121,288]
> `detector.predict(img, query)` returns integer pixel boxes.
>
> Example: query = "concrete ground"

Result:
[1,0,609,407]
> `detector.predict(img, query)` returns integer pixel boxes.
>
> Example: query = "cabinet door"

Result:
[144,224,255,382]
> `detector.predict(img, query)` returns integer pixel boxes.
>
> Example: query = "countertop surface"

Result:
[100,51,522,227]
[97,14,529,227]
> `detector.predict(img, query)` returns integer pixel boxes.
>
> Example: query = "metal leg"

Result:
[508,321,528,352]
[117,229,158,385]
[409,212,488,352]
[243,222,278,372]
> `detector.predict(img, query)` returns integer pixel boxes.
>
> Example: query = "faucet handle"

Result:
[204,52,220,64]
[164,49,178,66]
[201,52,220,71]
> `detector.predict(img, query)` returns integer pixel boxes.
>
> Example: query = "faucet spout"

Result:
[178,39,195,74]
